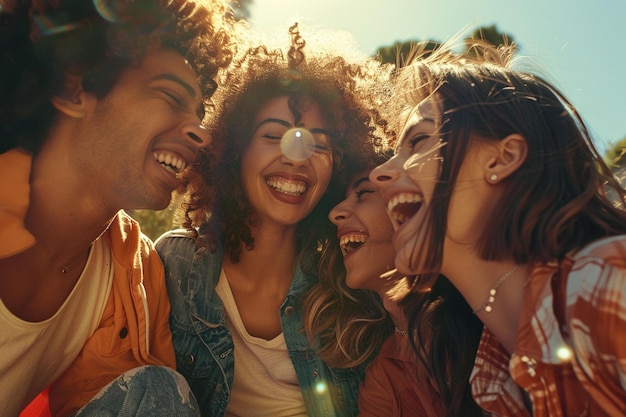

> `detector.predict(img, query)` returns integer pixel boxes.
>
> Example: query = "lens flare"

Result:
[93,0,122,22]
[280,128,316,161]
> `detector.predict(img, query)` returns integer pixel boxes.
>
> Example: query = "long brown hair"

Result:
[394,40,626,417]
[393,41,626,287]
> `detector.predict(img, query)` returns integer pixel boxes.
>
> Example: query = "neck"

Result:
[225,225,298,286]
[378,275,410,332]
[443,257,528,353]
[26,152,115,267]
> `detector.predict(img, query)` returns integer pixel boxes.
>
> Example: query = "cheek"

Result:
[369,208,394,241]
[445,183,486,244]
[311,154,333,188]
[405,156,440,195]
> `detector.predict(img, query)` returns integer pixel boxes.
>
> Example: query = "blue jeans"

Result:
[72,366,200,416]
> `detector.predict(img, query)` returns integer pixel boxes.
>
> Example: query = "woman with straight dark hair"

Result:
[371,40,626,416]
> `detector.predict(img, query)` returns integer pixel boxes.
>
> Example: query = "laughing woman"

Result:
[155,23,390,417]
[371,41,626,416]
[304,150,485,417]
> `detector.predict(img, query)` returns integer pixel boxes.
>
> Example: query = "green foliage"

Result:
[373,24,516,67]
[229,0,253,20]
[375,40,441,67]
[466,24,516,53]
[602,137,626,190]
[126,195,186,242]
[604,136,626,172]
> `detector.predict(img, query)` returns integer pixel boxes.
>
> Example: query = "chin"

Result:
[345,274,367,290]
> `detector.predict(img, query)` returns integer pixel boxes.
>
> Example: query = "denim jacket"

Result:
[156,229,365,417]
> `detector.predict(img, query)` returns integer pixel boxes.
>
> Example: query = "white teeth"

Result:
[154,152,186,173]
[267,177,307,196]
[387,193,422,213]
[387,193,423,224]
[339,233,367,255]
[339,234,366,248]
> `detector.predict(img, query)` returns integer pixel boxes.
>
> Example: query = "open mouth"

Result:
[339,232,367,256]
[154,152,186,174]
[387,193,423,225]
[266,176,308,196]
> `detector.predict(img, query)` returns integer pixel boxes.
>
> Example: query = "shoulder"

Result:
[154,228,198,257]
[563,236,626,351]
[566,235,626,308]
[570,235,626,268]
[155,228,223,282]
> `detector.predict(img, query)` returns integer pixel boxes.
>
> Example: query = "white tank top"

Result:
[0,237,113,417]
[216,269,307,417]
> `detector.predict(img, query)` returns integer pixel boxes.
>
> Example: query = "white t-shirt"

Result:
[0,237,113,417]
[216,269,307,417]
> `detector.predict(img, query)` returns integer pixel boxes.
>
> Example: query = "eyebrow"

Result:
[255,118,291,130]
[153,73,205,119]
[399,117,436,144]
[153,74,197,98]
[254,118,333,137]
[352,176,370,189]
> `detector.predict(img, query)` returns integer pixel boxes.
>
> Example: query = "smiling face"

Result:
[371,94,504,277]
[240,96,334,227]
[73,46,211,211]
[369,98,444,275]
[330,169,396,292]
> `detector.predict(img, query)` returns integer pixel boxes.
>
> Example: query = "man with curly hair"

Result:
[0,1,236,416]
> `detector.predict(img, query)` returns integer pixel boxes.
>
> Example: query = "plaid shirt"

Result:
[470,235,626,417]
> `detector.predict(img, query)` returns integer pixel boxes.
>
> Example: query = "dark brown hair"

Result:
[0,0,236,152]
[395,42,626,283]
[393,40,626,417]
[181,23,391,273]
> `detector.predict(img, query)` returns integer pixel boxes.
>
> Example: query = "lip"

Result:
[382,189,424,230]
[337,228,368,258]
[265,172,311,204]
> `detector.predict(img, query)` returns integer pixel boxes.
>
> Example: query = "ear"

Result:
[485,134,527,184]
[50,73,91,119]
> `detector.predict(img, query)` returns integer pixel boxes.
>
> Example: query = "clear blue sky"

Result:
[248,0,626,154]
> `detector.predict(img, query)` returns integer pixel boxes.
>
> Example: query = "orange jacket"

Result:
[1,149,176,417]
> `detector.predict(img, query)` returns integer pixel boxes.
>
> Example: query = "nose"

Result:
[369,157,399,189]
[329,201,351,225]
[280,153,308,168]
[182,123,212,149]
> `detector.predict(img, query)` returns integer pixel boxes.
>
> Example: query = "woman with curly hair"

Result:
[0,0,236,416]
[156,22,390,416]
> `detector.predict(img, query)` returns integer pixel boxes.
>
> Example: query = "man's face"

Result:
[74,47,211,211]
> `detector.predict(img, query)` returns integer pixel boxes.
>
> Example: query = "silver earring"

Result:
[490,174,498,182]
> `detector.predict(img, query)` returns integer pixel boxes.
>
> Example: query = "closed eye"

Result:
[161,89,184,106]
[355,189,375,199]
[409,134,431,149]
[312,143,331,152]
[263,133,283,140]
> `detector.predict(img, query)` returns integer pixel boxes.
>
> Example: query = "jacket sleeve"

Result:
[357,355,397,417]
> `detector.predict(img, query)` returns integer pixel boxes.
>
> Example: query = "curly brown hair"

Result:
[180,23,392,266]
[0,0,236,153]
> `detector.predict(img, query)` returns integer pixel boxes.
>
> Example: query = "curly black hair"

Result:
[0,0,236,153]
[180,23,393,270]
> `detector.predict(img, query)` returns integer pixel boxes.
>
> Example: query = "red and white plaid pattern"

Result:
[470,235,626,417]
